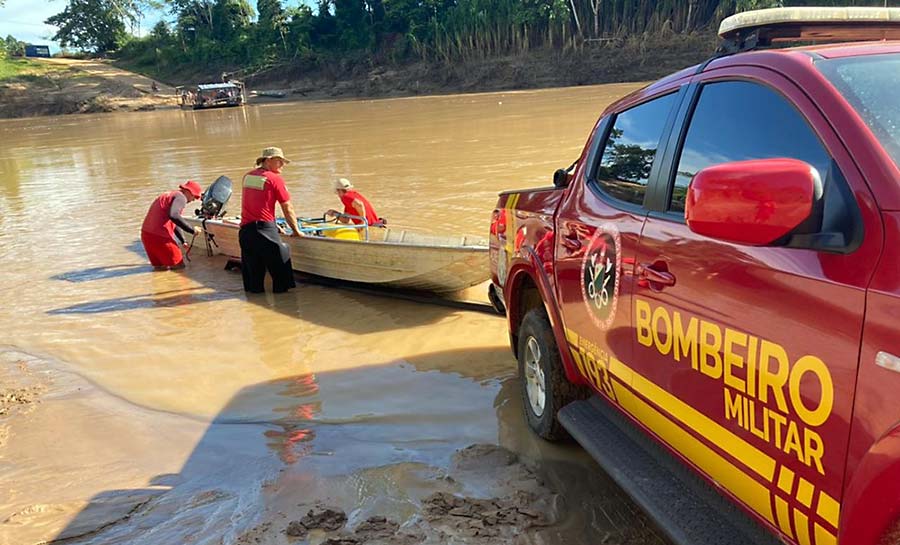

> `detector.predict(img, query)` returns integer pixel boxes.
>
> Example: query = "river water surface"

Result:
[0,83,665,545]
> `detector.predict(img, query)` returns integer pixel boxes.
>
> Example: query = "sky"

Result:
[0,0,68,51]
[0,0,163,52]
[0,0,314,53]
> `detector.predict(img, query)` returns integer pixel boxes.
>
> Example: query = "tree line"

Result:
[11,1,894,74]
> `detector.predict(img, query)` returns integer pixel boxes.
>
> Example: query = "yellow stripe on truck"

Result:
[624,367,777,482]
[816,491,840,529]
[611,380,776,524]
[566,327,842,543]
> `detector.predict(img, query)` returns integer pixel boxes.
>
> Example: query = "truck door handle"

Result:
[638,263,676,288]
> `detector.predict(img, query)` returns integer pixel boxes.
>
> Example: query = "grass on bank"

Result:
[0,56,66,82]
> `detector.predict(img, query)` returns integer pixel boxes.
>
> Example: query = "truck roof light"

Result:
[718,7,900,54]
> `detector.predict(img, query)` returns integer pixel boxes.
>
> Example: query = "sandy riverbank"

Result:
[0,58,180,119]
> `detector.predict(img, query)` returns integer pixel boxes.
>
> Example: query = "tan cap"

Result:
[334,178,353,191]
[256,147,291,166]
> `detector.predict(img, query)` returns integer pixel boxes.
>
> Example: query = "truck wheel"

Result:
[518,308,586,441]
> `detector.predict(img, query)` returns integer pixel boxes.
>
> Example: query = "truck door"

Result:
[554,88,683,399]
[631,71,881,545]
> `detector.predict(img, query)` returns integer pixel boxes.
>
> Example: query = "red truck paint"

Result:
[491,42,900,545]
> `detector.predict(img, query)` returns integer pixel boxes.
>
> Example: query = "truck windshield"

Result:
[818,53,900,170]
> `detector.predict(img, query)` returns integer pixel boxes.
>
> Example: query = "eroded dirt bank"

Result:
[240,32,714,102]
[0,59,177,119]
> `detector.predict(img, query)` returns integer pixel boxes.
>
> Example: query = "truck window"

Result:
[670,81,830,214]
[817,53,900,171]
[592,92,678,207]
[669,81,860,251]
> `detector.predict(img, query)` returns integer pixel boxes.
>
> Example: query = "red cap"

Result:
[179,180,202,199]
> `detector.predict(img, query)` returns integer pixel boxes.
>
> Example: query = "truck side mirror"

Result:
[553,168,570,188]
[686,158,820,246]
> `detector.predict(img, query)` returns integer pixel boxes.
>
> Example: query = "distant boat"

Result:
[185,216,489,294]
[253,90,287,98]
[178,82,245,109]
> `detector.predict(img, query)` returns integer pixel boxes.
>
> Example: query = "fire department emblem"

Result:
[581,224,621,330]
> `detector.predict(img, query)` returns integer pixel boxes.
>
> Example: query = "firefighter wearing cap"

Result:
[141,180,203,269]
[239,147,303,293]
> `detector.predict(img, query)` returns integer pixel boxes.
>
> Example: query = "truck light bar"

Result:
[718,7,900,54]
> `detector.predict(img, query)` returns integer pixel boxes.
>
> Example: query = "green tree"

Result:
[285,4,315,56]
[4,35,26,57]
[45,0,128,54]
[310,0,339,49]
[210,0,253,43]
[334,0,371,50]
[256,0,288,54]
[150,19,171,43]
[169,0,215,40]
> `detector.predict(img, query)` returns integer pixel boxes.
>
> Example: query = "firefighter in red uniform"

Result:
[239,147,303,294]
[141,180,202,270]
[325,178,384,227]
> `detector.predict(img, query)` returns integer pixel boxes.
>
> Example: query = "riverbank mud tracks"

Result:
[0,349,50,448]
[270,445,564,545]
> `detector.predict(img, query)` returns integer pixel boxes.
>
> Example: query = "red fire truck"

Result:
[489,7,900,545]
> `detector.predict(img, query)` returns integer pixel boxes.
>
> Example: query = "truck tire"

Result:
[518,307,588,441]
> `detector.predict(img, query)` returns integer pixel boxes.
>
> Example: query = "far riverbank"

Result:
[0,31,715,119]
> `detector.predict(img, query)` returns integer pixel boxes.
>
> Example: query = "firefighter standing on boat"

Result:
[239,147,303,293]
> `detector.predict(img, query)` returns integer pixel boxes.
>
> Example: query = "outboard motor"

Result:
[194,175,233,257]
[197,175,233,219]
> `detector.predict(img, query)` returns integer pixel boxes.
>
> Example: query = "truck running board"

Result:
[558,397,782,545]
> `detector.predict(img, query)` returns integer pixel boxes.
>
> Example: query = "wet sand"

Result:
[0,344,664,545]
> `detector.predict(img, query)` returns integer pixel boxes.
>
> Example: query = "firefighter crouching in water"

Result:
[239,147,303,294]
[141,180,203,270]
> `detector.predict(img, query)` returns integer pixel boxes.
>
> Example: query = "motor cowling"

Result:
[197,176,233,218]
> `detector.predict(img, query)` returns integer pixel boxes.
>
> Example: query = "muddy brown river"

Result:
[0,84,667,545]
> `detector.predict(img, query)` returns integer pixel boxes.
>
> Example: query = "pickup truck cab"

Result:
[489,7,900,545]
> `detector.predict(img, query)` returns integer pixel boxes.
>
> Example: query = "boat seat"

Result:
[383,229,409,243]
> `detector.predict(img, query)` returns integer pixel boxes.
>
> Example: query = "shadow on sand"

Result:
[51,264,154,283]
[47,239,486,335]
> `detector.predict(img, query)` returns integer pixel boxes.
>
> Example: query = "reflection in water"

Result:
[265,373,320,465]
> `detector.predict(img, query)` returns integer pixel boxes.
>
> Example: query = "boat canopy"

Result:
[719,7,900,50]
[197,83,241,91]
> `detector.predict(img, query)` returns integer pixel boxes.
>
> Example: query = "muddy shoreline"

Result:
[0,347,665,545]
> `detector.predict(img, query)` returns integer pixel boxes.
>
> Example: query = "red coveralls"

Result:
[141,191,186,267]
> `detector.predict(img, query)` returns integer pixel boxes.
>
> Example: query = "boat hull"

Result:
[186,218,489,293]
